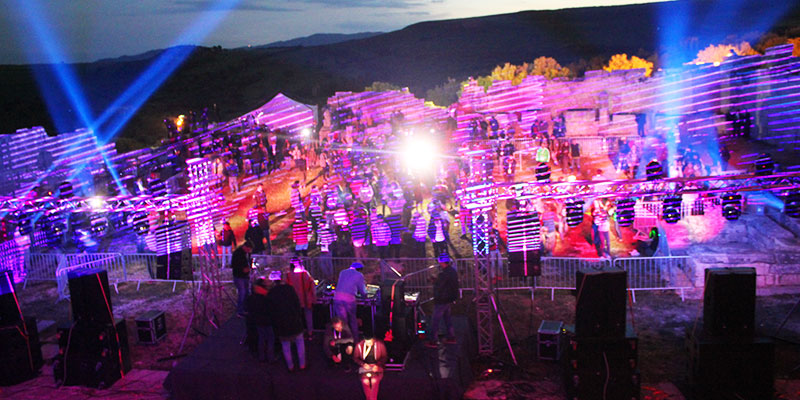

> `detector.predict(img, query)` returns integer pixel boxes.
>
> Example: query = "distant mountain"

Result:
[93,45,196,65]
[1,0,799,151]
[257,32,383,49]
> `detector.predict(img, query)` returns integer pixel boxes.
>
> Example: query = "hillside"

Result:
[1,0,799,151]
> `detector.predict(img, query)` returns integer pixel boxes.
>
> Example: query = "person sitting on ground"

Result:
[266,270,306,372]
[353,334,388,400]
[324,316,354,370]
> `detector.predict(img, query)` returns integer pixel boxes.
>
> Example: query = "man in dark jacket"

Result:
[266,271,306,371]
[246,277,274,362]
[244,219,266,254]
[231,241,253,316]
[425,253,459,347]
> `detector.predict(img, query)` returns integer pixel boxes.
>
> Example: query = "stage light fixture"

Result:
[721,193,742,221]
[616,198,636,227]
[662,195,682,224]
[784,192,800,218]
[646,160,663,181]
[755,153,774,176]
[565,199,585,227]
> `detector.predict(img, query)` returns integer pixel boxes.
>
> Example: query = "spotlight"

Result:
[301,128,311,138]
[616,198,636,227]
[535,162,551,183]
[401,136,437,174]
[721,193,742,221]
[755,153,774,176]
[88,197,106,211]
[565,199,585,227]
[784,192,800,218]
[646,160,663,181]
[662,195,682,224]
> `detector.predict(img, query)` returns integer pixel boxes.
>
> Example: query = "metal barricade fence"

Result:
[613,256,695,301]
[25,253,66,286]
[56,254,122,301]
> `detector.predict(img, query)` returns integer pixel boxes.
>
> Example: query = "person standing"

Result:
[410,210,428,258]
[425,254,459,347]
[246,277,275,362]
[570,139,581,175]
[286,258,317,341]
[334,262,367,341]
[218,221,236,268]
[591,199,611,258]
[292,216,310,257]
[353,335,388,400]
[427,212,449,258]
[266,271,306,372]
[316,218,336,281]
[245,219,266,254]
[231,241,254,317]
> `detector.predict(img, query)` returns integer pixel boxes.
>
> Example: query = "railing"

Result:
[613,256,695,301]
[56,254,123,301]
[22,250,696,301]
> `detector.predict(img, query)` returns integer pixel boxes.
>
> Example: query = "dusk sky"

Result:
[0,0,668,65]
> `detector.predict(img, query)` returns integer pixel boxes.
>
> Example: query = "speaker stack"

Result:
[564,270,639,400]
[507,210,542,277]
[687,267,774,400]
[154,220,192,280]
[53,268,131,388]
[0,270,43,386]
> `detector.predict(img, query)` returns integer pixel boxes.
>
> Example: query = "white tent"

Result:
[246,93,317,134]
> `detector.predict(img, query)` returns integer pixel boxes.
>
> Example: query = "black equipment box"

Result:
[537,320,563,361]
[136,310,167,344]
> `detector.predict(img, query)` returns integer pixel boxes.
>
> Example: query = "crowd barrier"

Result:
[22,251,696,301]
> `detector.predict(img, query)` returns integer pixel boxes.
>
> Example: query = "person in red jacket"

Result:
[285,257,317,340]
[353,335,388,400]
[292,216,309,257]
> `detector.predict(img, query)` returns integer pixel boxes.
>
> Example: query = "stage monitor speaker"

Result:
[703,268,755,337]
[0,270,22,327]
[67,268,113,324]
[508,250,541,277]
[575,270,627,338]
[0,316,43,386]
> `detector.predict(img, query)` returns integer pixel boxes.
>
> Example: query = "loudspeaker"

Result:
[0,317,43,386]
[508,250,541,277]
[687,330,774,400]
[703,268,755,337]
[563,324,640,400]
[575,270,627,338]
[67,268,113,324]
[0,270,22,327]
[156,251,186,280]
[54,318,132,388]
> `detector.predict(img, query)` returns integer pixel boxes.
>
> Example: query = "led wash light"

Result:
[616,198,636,227]
[784,192,800,219]
[662,195,682,224]
[565,199,585,228]
[721,193,742,221]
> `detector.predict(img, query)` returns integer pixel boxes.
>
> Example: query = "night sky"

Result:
[0,0,668,65]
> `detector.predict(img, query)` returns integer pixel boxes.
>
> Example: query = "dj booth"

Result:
[314,280,422,370]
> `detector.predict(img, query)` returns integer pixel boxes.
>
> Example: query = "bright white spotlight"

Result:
[402,136,437,174]
[301,128,311,137]
[88,196,105,211]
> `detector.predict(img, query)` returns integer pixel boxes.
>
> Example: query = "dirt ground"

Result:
[456,289,800,399]
[12,276,800,399]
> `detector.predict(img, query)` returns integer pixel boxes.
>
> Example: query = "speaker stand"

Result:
[489,292,518,366]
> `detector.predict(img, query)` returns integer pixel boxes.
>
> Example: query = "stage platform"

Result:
[164,316,475,400]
